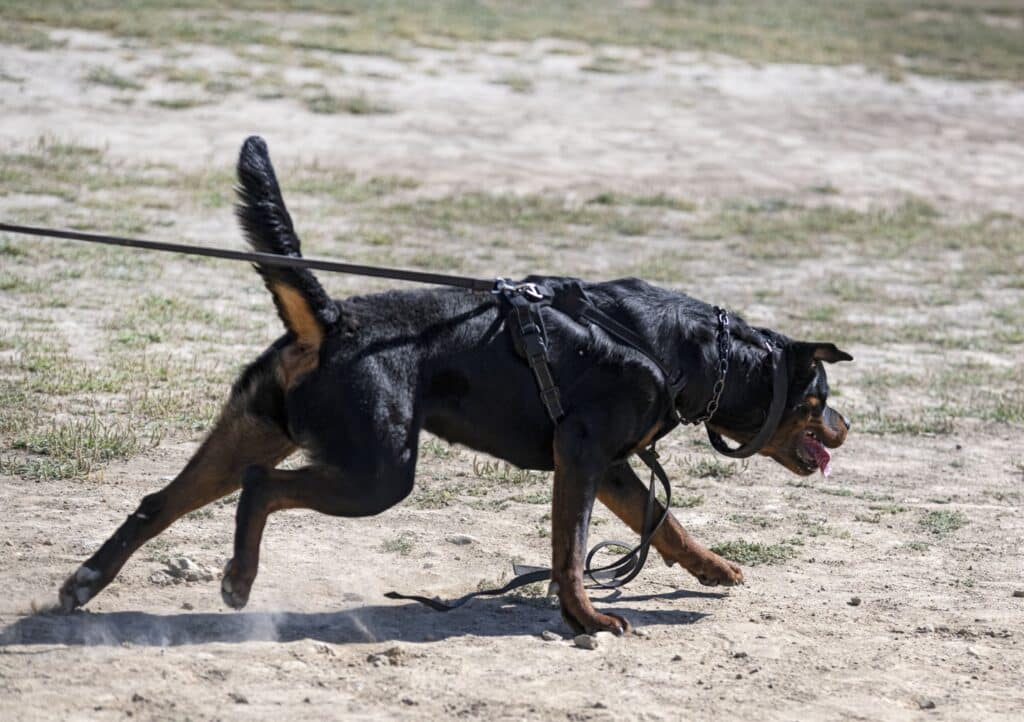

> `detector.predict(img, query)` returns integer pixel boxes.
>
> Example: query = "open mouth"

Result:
[796,431,833,477]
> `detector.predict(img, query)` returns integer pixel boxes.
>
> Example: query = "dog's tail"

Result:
[235,135,340,348]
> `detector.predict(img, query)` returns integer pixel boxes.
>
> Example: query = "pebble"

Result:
[366,646,406,667]
[148,570,174,587]
[671,654,683,662]
[633,628,650,639]
[917,697,937,710]
[181,601,194,611]
[540,630,561,642]
[733,651,748,659]
[1013,590,1024,598]
[446,534,479,546]
[228,693,248,705]
[574,634,600,650]
[164,557,214,583]
[848,596,862,607]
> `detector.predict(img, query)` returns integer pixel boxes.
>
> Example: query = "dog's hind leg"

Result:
[597,463,743,587]
[58,401,295,612]
[219,462,414,609]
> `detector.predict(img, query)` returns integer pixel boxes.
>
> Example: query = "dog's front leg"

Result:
[551,425,630,636]
[598,462,743,587]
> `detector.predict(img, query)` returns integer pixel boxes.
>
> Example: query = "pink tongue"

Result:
[811,441,833,477]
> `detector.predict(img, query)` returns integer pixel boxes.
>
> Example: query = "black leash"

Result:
[0,222,495,292]
[384,445,671,611]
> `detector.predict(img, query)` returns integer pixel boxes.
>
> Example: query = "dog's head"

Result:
[707,339,853,476]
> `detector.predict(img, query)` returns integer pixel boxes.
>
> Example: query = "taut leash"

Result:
[0,222,495,291]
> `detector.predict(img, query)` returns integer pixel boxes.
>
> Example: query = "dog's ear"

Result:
[791,341,853,367]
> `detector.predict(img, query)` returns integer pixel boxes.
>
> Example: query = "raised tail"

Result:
[235,135,340,348]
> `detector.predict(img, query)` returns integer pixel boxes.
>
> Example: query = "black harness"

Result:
[0,222,790,610]
[388,279,790,610]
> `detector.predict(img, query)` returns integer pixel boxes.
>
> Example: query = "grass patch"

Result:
[491,74,534,93]
[410,484,460,510]
[588,191,696,212]
[710,539,799,566]
[672,493,704,509]
[682,456,744,480]
[150,97,210,110]
[728,514,775,529]
[472,457,547,485]
[919,510,969,536]
[85,66,143,91]
[304,91,392,115]
[2,415,159,481]
[5,1,1024,82]
[379,532,415,556]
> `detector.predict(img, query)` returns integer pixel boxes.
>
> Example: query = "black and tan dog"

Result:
[58,137,852,635]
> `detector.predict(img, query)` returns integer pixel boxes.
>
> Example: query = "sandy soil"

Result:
[2,27,1023,722]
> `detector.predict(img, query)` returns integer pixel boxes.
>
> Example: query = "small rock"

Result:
[848,596,862,607]
[164,557,214,583]
[733,651,748,659]
[540,630,561,642]
[131,693,146,703]
[633,628,650,639]
[229,693,248,705]
[181,601,194,611]
[967,645,987,659]
[916,624,935,634]
[1012,590,1024,598]
[574,634,600,650]
[446,534,478,546]
[917,697,936,710]
[367,646,406,667]
[148,571,174,586]
[671,654,683,662]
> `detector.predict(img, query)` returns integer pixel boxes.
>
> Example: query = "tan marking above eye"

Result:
[806,396,822,409]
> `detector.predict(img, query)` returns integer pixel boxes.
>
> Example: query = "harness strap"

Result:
[506,290,565,422]
[552,283,685,400]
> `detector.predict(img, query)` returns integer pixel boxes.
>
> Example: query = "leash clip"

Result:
[492,278,544,301]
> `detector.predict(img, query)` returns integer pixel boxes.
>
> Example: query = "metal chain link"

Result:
[686,307,731,425]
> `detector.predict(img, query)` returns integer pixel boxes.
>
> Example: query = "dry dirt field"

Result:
[1,3,1022,721]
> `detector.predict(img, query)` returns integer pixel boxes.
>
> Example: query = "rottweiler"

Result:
[59,136,851,635]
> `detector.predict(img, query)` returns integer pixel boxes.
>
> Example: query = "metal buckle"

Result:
[491,278,544,301]
[517,283,544,301]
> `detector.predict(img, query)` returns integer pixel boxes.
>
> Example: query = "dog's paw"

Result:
[561,606,631,636]
[694,553,744,587]
[220,559,253,610]
[58,565,101,612]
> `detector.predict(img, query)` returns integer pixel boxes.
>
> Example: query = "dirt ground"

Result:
[1,10,1023,722]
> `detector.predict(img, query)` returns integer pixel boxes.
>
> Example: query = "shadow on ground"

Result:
[0,589,718,647]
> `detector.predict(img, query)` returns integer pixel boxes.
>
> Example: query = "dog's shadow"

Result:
[0,589,719,647]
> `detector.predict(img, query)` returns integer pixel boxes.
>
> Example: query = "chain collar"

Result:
[682,306,730,425]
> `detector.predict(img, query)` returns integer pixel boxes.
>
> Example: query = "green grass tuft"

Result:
[710,539,798,566]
